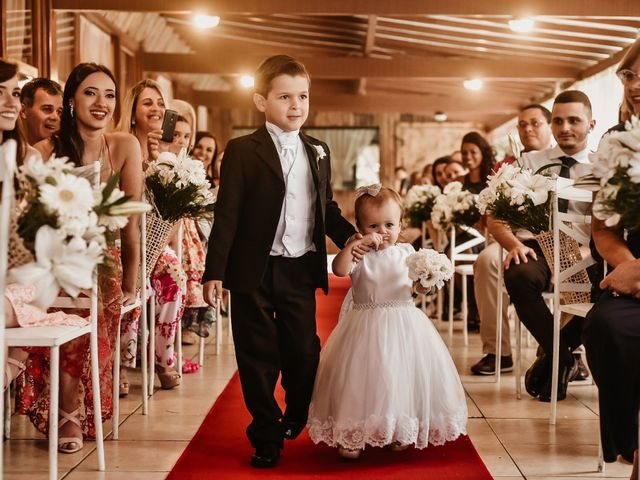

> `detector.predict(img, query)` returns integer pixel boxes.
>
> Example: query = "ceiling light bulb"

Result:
[239,75,255,88]
[508,17,535,33]
[194,14,220,29]
[433,111,447,122]
[463,79,483,91]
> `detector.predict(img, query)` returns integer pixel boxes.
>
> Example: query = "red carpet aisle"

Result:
[167,275,492,479]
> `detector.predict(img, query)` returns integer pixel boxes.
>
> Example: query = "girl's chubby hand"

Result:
[413,281,431,295]
[360,232,387,250]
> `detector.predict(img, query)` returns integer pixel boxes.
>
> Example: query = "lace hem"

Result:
[352,300,414,310]
[307,413,467,450]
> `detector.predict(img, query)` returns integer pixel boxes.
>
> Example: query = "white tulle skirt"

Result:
[307,302,467,450]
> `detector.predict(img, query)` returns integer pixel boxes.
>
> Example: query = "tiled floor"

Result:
[2,315,633,479]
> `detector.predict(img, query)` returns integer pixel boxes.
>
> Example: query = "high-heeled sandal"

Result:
[58,408,83,454]
[4,357,26,390]
[156,365,181,389]
[119,369,130,397]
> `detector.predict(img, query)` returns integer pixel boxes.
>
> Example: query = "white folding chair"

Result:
[0,140,18,480]
[448,225,484,346]
[3,160,105,480]
[549,186,595,425]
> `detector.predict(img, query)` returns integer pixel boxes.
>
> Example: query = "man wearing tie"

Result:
[490,90,595,402]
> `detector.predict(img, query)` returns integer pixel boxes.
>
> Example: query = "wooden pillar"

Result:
[0,0,7,58]
[32,0,56,78]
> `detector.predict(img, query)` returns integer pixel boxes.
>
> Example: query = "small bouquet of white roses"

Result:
[404,184,441,228]
[8,155,150,308]
[476,163,555,234]
[145,150,215,223]
[430,181,481,232]
[406,248,454,294]
[588,116,640,232]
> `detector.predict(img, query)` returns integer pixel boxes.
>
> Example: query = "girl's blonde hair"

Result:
[354,186,403,231]
[116,78,166,135]
[168,99,196,151]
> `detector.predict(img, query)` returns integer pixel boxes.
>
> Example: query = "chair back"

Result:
[551,185,595,309]
[450,225,485,264]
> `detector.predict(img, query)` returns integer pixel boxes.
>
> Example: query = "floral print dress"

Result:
[16,240,122,438]
[120,245,186,369]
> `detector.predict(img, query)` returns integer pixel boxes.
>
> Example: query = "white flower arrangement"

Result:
[9,155,150,308]
[145,149,216,222]
[313,144,326,160]
[406,248,454,293]
[588,116,640,230]
[430,181,481,232]
[476,163,555,235]
[404,184,441,228]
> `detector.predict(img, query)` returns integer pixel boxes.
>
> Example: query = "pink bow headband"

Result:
[355,183,382,199]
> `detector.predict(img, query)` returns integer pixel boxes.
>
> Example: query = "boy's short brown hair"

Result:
[254,55,311,97]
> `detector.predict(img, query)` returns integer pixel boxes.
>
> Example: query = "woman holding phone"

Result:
[116,79,184,392]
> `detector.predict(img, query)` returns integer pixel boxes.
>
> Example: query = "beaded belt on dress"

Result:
[352,300,414,310]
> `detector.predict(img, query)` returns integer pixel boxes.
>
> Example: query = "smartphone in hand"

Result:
[160,109,179,143]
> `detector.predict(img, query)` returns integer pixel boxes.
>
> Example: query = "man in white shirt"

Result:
[493,91,595,402]
[470,104,552,376]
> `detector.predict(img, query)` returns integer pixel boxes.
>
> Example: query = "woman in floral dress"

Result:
[25,62,143,451]
[116,79,184,390]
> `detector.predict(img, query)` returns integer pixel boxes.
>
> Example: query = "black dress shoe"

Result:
[572,353,590,381]
[524,353,551,398]
[470,354,513,375]
[282,419,306,440]
[539,358,579,402]
[250,443,280,468]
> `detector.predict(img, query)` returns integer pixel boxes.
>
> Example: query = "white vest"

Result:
[268,126,317,257]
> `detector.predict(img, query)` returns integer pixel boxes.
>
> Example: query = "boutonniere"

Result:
[312,144,326,169]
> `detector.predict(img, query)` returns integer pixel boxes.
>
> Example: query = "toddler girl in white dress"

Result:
[307,185,467,459]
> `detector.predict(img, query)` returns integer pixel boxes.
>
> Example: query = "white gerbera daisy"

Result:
[39,173,94,218]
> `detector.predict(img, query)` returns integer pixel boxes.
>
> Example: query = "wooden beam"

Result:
[143,52,578,79]
[51,0,640,16]
[192,89,521,115]
[364,15,377,56]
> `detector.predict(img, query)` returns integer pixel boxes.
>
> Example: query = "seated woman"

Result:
[583,37,640,480]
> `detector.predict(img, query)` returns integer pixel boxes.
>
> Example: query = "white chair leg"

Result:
[198,335,205,366]
[112,325,121,439]
[227,292,232,337]
[448,273,455,346]
[597,435,605,473]
[4,384,11,439]
[436,288,443,324]
[176,315,183,377]
[515,315,522,400]
[550,310,561,425]
[148,292,156,397]
[215,302,222,355]
[495,249,504,384]
[461,273,468,347]
[91,287,105,470]
[49,346,59,480]
[140,293,148,415]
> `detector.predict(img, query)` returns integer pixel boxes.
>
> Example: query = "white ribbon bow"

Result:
[355,183,382,199]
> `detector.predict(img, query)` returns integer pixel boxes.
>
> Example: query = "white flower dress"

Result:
[307,243,467,450]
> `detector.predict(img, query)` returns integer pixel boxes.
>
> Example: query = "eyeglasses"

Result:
[517,119,547,129]
[617,69,640,85]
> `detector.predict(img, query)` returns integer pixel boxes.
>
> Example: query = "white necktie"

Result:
[278,132,298,169]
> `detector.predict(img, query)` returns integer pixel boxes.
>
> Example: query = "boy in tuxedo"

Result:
[202,55,357,468]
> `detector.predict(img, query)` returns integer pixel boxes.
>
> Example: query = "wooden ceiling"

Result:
[53,0,640,129]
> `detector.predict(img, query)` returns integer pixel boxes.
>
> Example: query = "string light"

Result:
[194,14,220,29]
[463,79,483,91]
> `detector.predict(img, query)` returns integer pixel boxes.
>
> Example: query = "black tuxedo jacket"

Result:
[202,125,356,294]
